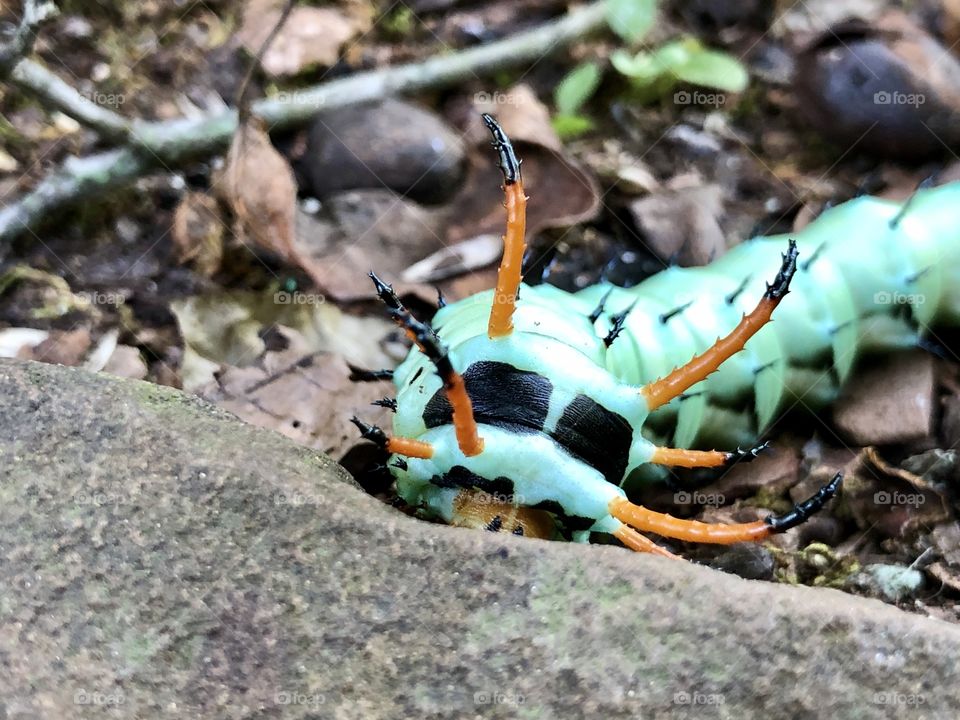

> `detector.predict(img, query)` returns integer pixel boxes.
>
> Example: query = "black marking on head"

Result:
[529,499,595,532]
[482,113,521,184]
[725,275,751,305]
[550,395,632,484]
[391,458,408,471]
[430,465,515,497]
[485,515,503,532]
[764,239,798,300]
[423,361,552,435]
[409,367,424,386]
[659,300,693,325]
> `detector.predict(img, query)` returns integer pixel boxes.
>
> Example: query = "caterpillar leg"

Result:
[482,113,527,340]
[640,240,799,411]
[649,441,769,468]
[350,417,434,459]
[368,272,484,456]
[612,525,681,558]
[609,472,842,545]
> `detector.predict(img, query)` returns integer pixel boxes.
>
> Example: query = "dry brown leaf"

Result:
[198,332,393,459]
[627,185,726,266]
[172,191,224,277]
[832,350,935,445]
[19,328,91,366]
[237,2,363,77]
[221,118,324,284]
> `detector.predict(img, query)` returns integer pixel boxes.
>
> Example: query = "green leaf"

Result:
[552,113,595,140]
[555,62,602,115]
[606,0,657,43]
[672,47,749,93]
[610,48,660,83]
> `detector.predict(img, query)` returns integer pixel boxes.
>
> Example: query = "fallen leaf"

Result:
[627,184,726,266]
[198,335,393,459]
[237,1,362,77]
[172,191,224,277]
[171,290,401,393]
[832,350,935,445]
[19,328,91,366]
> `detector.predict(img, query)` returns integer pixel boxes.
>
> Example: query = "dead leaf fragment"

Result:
[832,351,935,445]
[172,191,224,277]
[627,185,726,266]
[238,2,362,77]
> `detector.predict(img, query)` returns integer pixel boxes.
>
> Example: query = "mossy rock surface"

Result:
[1,358,957,719]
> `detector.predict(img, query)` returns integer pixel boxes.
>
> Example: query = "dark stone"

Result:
[300,98,466,204]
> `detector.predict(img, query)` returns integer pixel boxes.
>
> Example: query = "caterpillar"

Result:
[352,114,960,557]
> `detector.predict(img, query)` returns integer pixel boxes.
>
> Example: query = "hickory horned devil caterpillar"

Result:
[351,113,958,558]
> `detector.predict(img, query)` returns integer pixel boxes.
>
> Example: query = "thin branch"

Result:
[0,0,608,243]
[8,58,135,142]
[0,0,57,75]
[236,0,296,126]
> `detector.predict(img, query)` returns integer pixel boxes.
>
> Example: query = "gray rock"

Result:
[301,98,466,205]
[1,358,959,719]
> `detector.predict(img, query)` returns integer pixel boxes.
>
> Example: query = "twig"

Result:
[0,0,608,243]
[236,0,296,127]
[0,0,57,75]
[8,58,135,142]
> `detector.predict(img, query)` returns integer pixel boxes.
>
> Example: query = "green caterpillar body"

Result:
[389,182,960,538]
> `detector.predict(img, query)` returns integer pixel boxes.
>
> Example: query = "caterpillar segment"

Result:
[353,114,856,558]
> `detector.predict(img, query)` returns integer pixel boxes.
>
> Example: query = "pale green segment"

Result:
[573,183,960,446]
[390,182,960,523]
